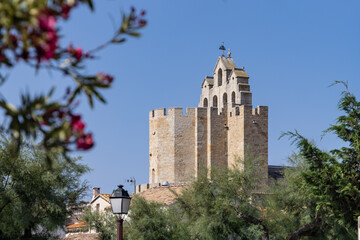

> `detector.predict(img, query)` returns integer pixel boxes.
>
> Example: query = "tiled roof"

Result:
[213,56,237,74]
[233,68,249,78]
[66,222,86,229]
[201,76,215,88]
[60,233,98,240]
[90,194,111,204]
[136,185,186,205]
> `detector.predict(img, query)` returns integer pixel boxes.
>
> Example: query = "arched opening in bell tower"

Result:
[203,98,208,107]
[231,91,236,104]
[223,93,227,107]
[213,95,218,107]
[218,68,222,86]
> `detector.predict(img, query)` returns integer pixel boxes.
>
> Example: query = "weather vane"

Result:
[219,42,226,56]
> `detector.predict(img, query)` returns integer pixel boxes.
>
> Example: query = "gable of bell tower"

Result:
[199,56,252,111]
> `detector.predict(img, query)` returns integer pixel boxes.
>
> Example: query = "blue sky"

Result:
[2,0,360,197]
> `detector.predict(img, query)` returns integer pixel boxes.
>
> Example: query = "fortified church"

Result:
[137,49,276,195]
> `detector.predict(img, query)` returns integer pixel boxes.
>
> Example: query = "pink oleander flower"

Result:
[38,15,56,31]
[129,7,147,27]
[74,47,83,60]
[67,44,84,61]
[35,11,58,62]
[61,4,72,19]
[76,133,94,150]
[72,120,85,133]
[70,114,86,135]
[138,19,147,26]
[0,53,5,62]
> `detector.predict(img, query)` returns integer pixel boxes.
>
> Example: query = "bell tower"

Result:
[149,52,268,186]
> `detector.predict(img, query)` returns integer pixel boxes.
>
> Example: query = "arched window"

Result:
[223,93,227,107]
[218,68,222,86]
[213,95,218,107]
[203,98,208,107]
[231,92,236,104]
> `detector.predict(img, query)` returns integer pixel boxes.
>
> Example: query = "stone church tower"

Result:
[149,55,268,185]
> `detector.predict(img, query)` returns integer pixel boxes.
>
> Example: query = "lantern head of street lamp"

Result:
[110,185,131,215]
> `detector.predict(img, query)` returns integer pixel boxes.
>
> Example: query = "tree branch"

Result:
[286,216,322,240]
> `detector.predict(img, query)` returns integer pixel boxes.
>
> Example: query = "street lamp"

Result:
[110,185,131,240]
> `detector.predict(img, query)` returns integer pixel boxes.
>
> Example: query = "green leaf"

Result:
[127,32,141,37]
[111,38,126,43]
[85,0,94,11]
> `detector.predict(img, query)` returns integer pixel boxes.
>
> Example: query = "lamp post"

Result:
[110,185,131,240]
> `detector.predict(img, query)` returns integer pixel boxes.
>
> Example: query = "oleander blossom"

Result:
[35,11,58,62]
[76,133,94,150]
[71,114,85,134]
[61,4,72,19]
[67,44,84,61]
[130,7,147,27]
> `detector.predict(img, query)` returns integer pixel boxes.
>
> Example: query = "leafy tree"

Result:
[126,154,269,240]
[0,137,89,239]
[0,0,147,161]
[126,196,189,240]
[175,157,269,240]
[264,154,354,240]
[279,81,360,239]
[82,207,117,240]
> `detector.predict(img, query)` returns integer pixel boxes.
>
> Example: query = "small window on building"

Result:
[152,168,155,184]
[218,68,222,86]
[203,98,208,107]
[96,203,100,213]
[213,95,218,107]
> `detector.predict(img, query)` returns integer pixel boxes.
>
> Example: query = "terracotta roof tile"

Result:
[90,193,111,204]
[136,185,186,205]
[66,222,86,229]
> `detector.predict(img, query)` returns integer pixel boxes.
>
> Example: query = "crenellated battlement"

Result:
[150,107,227,119]
[227,105,268,118]
[150,105,268,119]
[252,106,268,116]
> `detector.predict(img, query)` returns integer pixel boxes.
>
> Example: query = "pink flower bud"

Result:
[76,134,94,150]
[138,19,147,26]
[74,47,83,60]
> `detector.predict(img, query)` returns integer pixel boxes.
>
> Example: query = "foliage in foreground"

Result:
[264,154,355,240]
[126,155,269,240]
[125,82,360,239]
[274,81,360,239]
[83,207,117,240]
[0,137,89,239]
[0,0,146,162]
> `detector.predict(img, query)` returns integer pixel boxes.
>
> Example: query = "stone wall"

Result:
[149,105,268,185]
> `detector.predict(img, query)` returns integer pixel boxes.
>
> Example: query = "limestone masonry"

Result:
[148,55,268,186]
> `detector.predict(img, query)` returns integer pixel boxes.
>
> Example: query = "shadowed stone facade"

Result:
[148,55,268,186]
